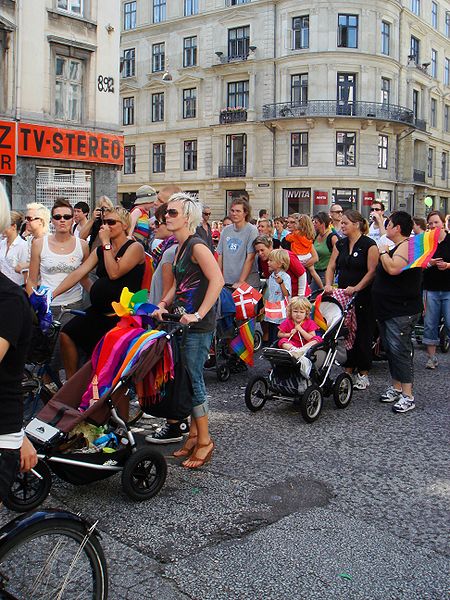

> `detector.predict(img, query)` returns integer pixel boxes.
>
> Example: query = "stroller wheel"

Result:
[3,459,52,512]
[299,385,323,423]
[217,364,230,382]
[121,448,167,501]
[440,328,449,353]
[333,373,353,409]
[245,376,268,412]
[253,330,263,352]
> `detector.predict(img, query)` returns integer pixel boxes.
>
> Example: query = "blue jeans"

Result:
[184,331,213,419]
[423,290,450,345]
[378,314,420,384]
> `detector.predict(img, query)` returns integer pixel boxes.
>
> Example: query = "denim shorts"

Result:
[184,331,213,419]
[378,313,420,384]
[0,448,20,501]
[423,290,450,346]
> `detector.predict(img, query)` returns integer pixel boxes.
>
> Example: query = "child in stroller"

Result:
[277,296,323,358]
[245,293,354,423]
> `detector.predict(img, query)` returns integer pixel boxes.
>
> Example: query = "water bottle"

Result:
[93,432,118,449]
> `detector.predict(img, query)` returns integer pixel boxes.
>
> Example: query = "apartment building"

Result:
[119,0,450,218]
[0,0,122,210]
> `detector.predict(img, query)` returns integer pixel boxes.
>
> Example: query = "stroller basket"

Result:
[27,321,61,365]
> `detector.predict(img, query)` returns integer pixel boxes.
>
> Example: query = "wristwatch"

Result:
[194,311,202,322]
[103,244,112,251]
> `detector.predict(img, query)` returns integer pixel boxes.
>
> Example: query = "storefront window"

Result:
[283,188,311,215]
[331,188,358,211]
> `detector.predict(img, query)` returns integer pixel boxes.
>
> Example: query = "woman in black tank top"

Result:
[154,193,224,469]
[52,206,145,380]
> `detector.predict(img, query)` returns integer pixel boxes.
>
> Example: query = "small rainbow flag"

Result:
[403,228,441,270]
[311,293,328,332]
[230,318,255,366]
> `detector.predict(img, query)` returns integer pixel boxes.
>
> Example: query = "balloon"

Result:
[424,196,433,207]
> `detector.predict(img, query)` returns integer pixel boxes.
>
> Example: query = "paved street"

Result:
[4,343,449,599]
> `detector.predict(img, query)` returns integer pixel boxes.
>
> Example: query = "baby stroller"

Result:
[3,324,179,513]
[244,294,354,423]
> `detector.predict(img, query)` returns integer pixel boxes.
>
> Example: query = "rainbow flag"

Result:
[230,318,255,366]
[403,228,440,270]
[311,293,328,331]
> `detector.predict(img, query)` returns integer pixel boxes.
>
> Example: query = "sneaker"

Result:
[145,420,189,444]
[392,395,416,413]
[380,386,402,403]
[353,373,370,390]
[425,356,438,370]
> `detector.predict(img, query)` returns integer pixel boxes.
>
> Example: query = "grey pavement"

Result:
[3,343,449,599]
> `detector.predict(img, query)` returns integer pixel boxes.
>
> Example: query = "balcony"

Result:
[216,53,248,64]
[218,165,246,178]
[219,108,248,124]
[413,169,426,183]
[415,119,427,132]
[262,100,417,127]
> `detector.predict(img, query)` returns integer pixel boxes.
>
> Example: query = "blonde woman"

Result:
[78,195,114,252]
[0,211,28,286]
[16,202,50,276]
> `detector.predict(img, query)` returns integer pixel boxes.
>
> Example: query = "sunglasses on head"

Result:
[52,214,73,221]
[103,218,119,226]
[25,216,41,222]
[165,209,180,218]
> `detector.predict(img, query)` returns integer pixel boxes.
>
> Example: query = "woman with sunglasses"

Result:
[0,211,28,286]
[52,206,145,379]
[15,202,50,277]
[154,193,224,469]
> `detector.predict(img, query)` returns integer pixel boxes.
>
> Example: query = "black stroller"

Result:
[245,295,354,423]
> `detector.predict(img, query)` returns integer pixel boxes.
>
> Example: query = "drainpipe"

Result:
[271,1,277,216]
[14,0,22,121]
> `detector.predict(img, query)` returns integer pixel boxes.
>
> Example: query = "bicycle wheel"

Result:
[0,518,108,599]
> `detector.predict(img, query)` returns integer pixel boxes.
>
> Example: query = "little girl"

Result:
[264,249,292,344]
[278,296,322,357]
[285,214,323,290]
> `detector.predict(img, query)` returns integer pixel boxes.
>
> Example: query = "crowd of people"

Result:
[0,180,449,496]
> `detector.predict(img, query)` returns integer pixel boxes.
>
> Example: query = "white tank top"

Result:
[40,236,84,306]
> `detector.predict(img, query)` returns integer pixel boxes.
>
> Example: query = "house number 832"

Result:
[97,76,114,93]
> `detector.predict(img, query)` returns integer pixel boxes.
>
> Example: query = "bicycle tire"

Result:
[0,518,108,599]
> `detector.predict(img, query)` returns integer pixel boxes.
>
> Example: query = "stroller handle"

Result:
[161,313,182,322]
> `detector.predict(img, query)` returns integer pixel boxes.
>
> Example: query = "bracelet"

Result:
[379,251,388,256]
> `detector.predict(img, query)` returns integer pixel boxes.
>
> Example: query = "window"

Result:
[124,2,136,30]
[412,89,419,120]
[184,0,198,16]
[411,0,420,16]
[442,152,448,180]
[291,133,308,167]
[336,132,356,166]
[153,143,165,173]
[228,26,250,60]
[446,12,450,37]
[431,49,437,78]
[291,74,308,106]
[428,148,434,177]
[431,2,438,28]
[381,78,391,105]
[152,43,165,73]
[183,88,197,118]
[226,134,247,169]
[337,73,356,114]
[227,80,249,108]
[381,21,390,55]
[122,97,134,126]
[55,56,83,122]
[445,58,449,85]
[152,92,164,122]
[184,140,197,171]
[229,0,250,4]
[153,0,166,23]
[57,0,83,16]
[410,36,420,64]
[124,145,136,174]
[431,98,437,127]
[337,14,358,48]
[378,135,388,169]
[122,48,135,78]
[445,105,449,132]
[292,16,309,50]
[183,36,197,67]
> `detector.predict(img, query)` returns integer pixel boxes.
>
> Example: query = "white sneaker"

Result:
[425,356,438,370]
[392,395,416,413]
[353,373,370,390]
[380,386,402,403]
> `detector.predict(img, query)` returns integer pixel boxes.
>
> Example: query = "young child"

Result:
[264,249,292,344]
[285,214,323,290]
[278,296,322,358]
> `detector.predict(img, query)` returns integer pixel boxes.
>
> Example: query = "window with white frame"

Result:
[336,132,356,166]
[292,16,309,50]
[291,74,308,105]
[381,21,390,55]
[184,140,197,171]
[153,0,166,23]
[445,105,450,132]
[445,57,449,85]
[57,0,83,17]
[153,143,165,173]
[291,133,308,167]
[431,2,438,28]
[381,77,391,105]
[55,56,83,122]
[431,49,437,77]
[411,0,420,16]
[122,97,134,126]
[228,26,250,60]
[183,88,197,118]
[227,80,249,108]
[152,92,164,122]
[412,89,419,119]
[430,98,437,127]
[124,1,136,30]
[378,135,388,169]
[184,0,198,15]
[124,145,136,174]
[122,48,135,78]
[183,37,197,67]
[152,43,165,73]
[428,147,434,177]
[442,152,448,181]
[410,36,420,64]
[446,12,450,37]
[337,14,358,48]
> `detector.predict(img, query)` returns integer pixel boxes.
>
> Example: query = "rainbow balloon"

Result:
[403,228,440,270]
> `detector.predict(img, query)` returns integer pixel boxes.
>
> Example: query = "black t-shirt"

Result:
[336,235,377,299]
[372,244,423,321]
[0,274,33,435]
[423,232,450,291]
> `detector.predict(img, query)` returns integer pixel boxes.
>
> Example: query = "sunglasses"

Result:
[371,208,382,212]
[165,209,180,218]
[52,214,73,221]
[331,210,343,214]
[154,218,166,227]
[103,219,119,226]
[203,212,211,216]
[25,216,41,222]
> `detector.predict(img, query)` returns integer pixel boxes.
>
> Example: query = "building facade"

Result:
[119,0,450,218]
[0,0,122,211]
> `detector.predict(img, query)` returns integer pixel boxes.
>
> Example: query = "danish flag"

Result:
[264,298,289,321]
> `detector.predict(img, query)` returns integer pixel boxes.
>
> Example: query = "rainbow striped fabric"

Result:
[403,228,440,270]
[230,318,255,366]
[134,209,151,245]
[311,293,328,332]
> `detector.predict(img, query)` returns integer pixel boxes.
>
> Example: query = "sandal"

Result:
[173,436,197,458]
[182,439,214,469]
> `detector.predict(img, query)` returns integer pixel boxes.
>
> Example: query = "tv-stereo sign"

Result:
[0,120,124,175]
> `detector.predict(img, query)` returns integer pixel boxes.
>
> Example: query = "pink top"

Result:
[278,318,322,348]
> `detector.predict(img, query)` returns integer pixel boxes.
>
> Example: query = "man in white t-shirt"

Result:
[368,200,388,244]
[73,202,89,238]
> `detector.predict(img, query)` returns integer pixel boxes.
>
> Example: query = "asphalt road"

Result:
[3,342,449,599]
